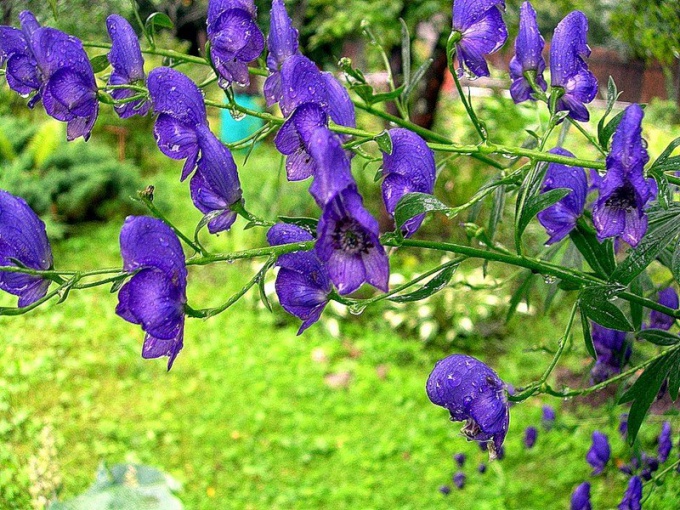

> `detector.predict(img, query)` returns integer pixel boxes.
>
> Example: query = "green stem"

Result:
[0,277,77,316]
[187,241,314,267]
[567,118,607,157]
[138,193,205,255]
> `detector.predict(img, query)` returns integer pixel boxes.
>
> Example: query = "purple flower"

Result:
[454,453,466,467]
[426,354,510,459]
[267,223,331,334]
[0,190,53,307]
[618,476,642,510]
[315,187,388,295]
[509,2,546,103]
[207,0,264,88]
[658,421,672,463]
[106,14,150,118]
[542,405,556,430]
[381,129,436,237]
[586,430,610,475]
[619,413,628,439]
[116,216,187,369]
[307,127,356,207]
[593,104,654,247]
[451,0,508,78]
[524,426,538,448]
[590,323,631,384]
[647,288,678,331]
[277,54,329,117]
[570,482,591,510]
[478,463,487,473]
[264,0,299,106]
[453,471,466,489]
[0,11,42,105]
[536,148,587,244]
[438,485,451,496]
[189,131,243,234]
[549,11,598,121]
[321,72,356,133]
[148,67,208,181]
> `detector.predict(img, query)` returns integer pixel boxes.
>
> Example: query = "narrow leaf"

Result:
[580,306,596,359]
[636,329,680,346]
[403,58,432,100]
[629,275,644,331]
[506,270,534,322]
[579,286,633,331]
[399,19,411,89]
[517,188,570,243]
[569,220,616,278]
[394,192,451,229]
[374,131,393,154]
[389,264,458,303]
[89,54,111,73]
[278,216,318,233]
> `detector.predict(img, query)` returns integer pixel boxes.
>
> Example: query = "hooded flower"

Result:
[590,323,631,384]
[586,430,610,475]
[277,54,329,117]
[647,288,678,331]
[264,0,299,106]
[542,405,556,430]
[549,11,598,122]
[267,223,331,334]
[524,426,538,448]
[0,190,53,307]
[116,216,187,370]
[315,186,389,295]
[570,482,592,510]
[148,67,209,181]
[658,421,672,463]
[106,14,150,118]
[453,472,466,489]
[593,104,654,247]
[509,2,546,103]
[207,0,265,88]
[536,148,587,244]
[307,127,356,207]
[426,354,510,458]
[381,129,437,237]
[0,11,42,106]
[618,476,642,510]
[451,0,508,78]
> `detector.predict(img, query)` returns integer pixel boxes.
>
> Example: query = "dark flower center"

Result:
[604,182,637,211]
[331,218,373,255]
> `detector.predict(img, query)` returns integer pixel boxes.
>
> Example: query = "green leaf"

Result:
[487,184,505,245]
[258,274,272,312]
[277,216,318,233]
[579,286,633,331]
[89,54,111,74]
[389,264,459,303]
[671,239,680,285]
[636,329,680,346]
[48,0,58,18]
[393,192,451,230]
[580,306,596,359]
[569,220,616,278]
[516,188,570,244]
[650,137,680,172]
[506,270,535,322]
[669,358,680,401]
[610,205,680,285]
[145,12,174,31]
[619,350,680,444]
[374,131,393,154]
[399,18,410,90]
[367,85,406,105]
[403,58,432,101]
[596,76,620,148]
[629,275,644,331]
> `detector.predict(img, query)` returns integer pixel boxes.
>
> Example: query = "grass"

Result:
[1,106,679,508]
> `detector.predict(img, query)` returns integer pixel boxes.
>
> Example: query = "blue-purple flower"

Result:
[453,471,466,489]
[542,405,556,430]
[426,354,510,458]
[381,129,437,237]
[315,187,389,295]
[536,148,587,244]
[549,11,598,122]
[509,2,546,103]
[618,476,642,510]
[0,190,53,307]
[478,463,487,473]
[207,0,264,88]
[439,485,451,496]
[647,288,678,331]
[658,421,672,463]
[590,323,631,384]
[570,482,591,510]
[267,223,331,334]
[454,453,466,467]
[307,127,356,208]
[619,413,628,439]
[264,0,299,106]
[0,11,42,106]
[524,426,538,448]
[277,55,330,117]
[116,216,187,369]
[593,104,654,247]
[106,14,150,118]
[451,0,508,78]
[586,430,610,475]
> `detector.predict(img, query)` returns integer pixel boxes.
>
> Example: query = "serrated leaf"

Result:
[580,306,596,359]
[374,131,393,154]
[89,54,110,73]
[145,12,174,30]
[579,286,633,331]
[516,188,570,243]
[393,192,451,230]
[389,264,458,303]
[636,329,680,346]
[619,350,679,444]
[278,216,318,233]
[403,58,432,100]
[569,220,616,278]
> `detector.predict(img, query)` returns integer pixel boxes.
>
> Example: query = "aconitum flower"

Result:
[315,187,389,295]
[278,54,329,117]
[451,0,508,78]
[454,453,466,467]
[264,0,299,106]
[586,431,610,475]
[0,11,42,106]
[590,323,631,384]
[106,14,150,118]
[618,476,642,510]
[509,2,546,103]
[593,104,654,247]
[453,472,466,489]
[647,288,678,331]
[536,148,587,244]
[438,485,451,496]
[307,127,355,207]
[0,190,53,307]
[549,11,598,122]
[148,67,209,181]
[570,482,591,510]
[542,405,556,430]
[381,129,436,237]
[619,413,628,439]
[207,0,264,88]
[524,426,537,448]
[426,354,510,459]
[478,463,487,474]
[658,421,672,463]
[267,223,330,334]
[116,216,187,370]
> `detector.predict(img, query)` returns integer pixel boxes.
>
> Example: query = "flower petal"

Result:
[148,67,207,126]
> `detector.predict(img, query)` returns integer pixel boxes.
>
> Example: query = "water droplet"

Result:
[543,275,556,285]
[348,303,366,315]
[229,107,245,121]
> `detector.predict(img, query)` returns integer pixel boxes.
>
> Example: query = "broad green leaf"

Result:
[389,264,459,303]
[394,192,451,230]
[374,131,393,154]
[579,286,633,331]
[580,306,596,359]
[569,220,616,278]
[89,55,110,73]
[516,188,570,244]
[636,329,680,346]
